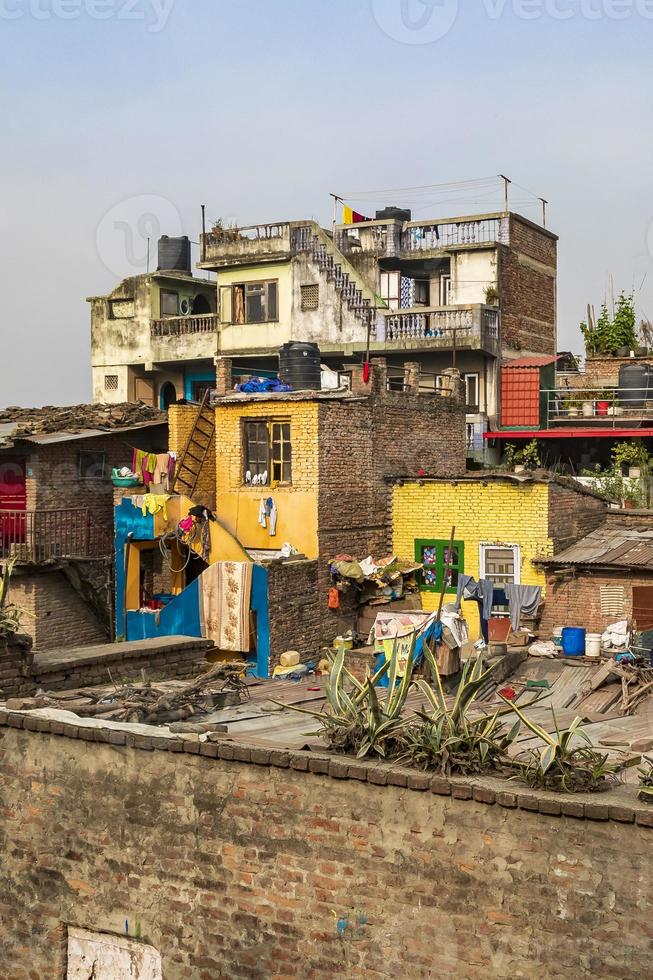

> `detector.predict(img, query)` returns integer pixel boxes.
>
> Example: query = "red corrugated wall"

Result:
[501,366,540,426]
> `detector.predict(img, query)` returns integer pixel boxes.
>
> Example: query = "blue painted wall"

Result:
[251,564,270,678]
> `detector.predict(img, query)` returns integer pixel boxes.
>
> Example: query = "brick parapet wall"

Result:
[547,483,608,553]
[29,637,212,692]
[0,721,650,976]
[559,355,652,390]
[0,635,34,697]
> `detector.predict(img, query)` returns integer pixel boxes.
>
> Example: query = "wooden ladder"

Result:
[172,390,215,500]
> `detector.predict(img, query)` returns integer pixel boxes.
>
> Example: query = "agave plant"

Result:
[397,647,522,774]
[637,756,653,803]
[279,636,417,759]
[502,696,619,793]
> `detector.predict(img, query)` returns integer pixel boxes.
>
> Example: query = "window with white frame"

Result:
[439,274,452,306]
[479,544,520,616]
[380,271,400,310]
[464,373,479,411]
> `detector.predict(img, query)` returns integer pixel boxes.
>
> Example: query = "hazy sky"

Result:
[1,0,652,407]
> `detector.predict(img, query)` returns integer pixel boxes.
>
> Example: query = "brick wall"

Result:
[0,635,33,697]
[0,727,651,978]
[266,559,323,671]
[560,355,652,390]
[10,563,112,652]
[547,483,607,552]
[317,388,466,637]
[499,215,557,355]
[168,405,216,508]
[538,568,648,637]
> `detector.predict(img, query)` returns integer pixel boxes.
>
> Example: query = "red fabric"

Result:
[327,588,341,610]
[362,362,371,384]
[352,210,370,223]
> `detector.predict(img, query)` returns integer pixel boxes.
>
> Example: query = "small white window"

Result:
[440,274,452,306]
[480,544,521,616]
[104,375,119,391]
[380,271,400,310]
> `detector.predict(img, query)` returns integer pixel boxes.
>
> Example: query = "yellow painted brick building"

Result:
[168,405,216,507]
[392,476,607,638]
[214,399,320,556]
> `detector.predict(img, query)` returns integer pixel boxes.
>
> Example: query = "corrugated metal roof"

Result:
[541,523,653,570]
[503,355,559,369]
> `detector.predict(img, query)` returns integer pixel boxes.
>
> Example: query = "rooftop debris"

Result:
[33,661,249,725]
[0,402,165,448]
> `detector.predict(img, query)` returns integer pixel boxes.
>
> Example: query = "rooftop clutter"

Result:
[0,402,165,447]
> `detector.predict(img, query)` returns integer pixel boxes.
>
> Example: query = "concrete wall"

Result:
[451,249,497,306]
[0,724,651,978]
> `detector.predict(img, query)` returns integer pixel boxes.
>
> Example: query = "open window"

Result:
[464,373,480,412]
[243,419,292,485]
[232,280,278,324]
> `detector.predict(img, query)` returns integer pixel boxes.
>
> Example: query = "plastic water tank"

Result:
[375,207,412,222]
[619,363,651,410]
[157,236,191,274]
[278,342,321,391]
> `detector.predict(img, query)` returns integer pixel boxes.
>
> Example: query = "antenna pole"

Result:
[498,174,511,213]
[146,237,150,273]
[539,198,548,227]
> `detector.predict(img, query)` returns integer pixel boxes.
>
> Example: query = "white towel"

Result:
[258,498,267,528]
[269,499,277,536]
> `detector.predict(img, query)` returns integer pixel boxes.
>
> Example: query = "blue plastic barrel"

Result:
[562,627,586,657]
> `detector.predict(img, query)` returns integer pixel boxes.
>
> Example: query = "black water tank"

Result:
[157,235,191,273]
[278,342,321,391]
[375,206,412,222]
[619,362,652,409]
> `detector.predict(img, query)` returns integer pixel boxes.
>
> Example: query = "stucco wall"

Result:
[0,725,651,978]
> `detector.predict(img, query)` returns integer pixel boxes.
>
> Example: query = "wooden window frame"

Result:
[243,417,292,486]
[479,543,521,617]
[232,279,279,324]
[414,538,464,594]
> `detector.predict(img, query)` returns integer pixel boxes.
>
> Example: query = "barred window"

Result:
[243,418,292,485]
[104,375,119,391]
[301,283,319,311]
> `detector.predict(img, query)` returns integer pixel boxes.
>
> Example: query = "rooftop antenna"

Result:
[498,174,511,213]
[330,192,343,232]
[146,236,150,273]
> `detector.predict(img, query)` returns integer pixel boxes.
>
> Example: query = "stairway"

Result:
[172,390,215,500]
[292,224,375,326]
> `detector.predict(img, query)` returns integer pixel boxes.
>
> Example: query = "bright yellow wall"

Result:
[168,405,217,508]
[154,495,250,565]
[215,400,319,557]
[392,481,552,638]
[217,262,293,351]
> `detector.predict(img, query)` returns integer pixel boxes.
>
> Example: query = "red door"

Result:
[0,456,26,554]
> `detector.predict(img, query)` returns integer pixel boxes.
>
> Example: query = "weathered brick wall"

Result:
[538,568,646,637]
[0,635,33,697]
[547,482,607,552]
[499,215,557,355]
[0,727,651,978]
[560,355,652,390]
[9,565,111,652]
[317,391,466,638]
[28,430,167,524]
[266,559,323,670]
[168,405,217,508]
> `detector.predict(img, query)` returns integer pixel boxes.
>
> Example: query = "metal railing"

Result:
[336,215,509,256]
[382,305,499,353]
[386,369,456,397]
[0,509,112,562]
[542,387,653,429]
[151,314,220,338]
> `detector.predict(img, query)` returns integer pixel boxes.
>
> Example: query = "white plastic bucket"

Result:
[552,626,564,649]
[586,633,602,659]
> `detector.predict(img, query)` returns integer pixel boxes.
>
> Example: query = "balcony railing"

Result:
[200,222,294,265]
[542,387,653,429]
[336,214,510,257]
[151,314,220,339]
[0,509,112,562]
[381,305,500,354]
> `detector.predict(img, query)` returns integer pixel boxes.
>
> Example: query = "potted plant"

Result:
[504,443,517,471]
[484,285,499,307]
[612,440,649,478]
[595,389,616,417]
[563,397,580,418]
[581,398,594,417]
[623,483,643,510]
